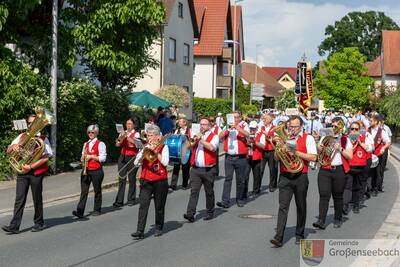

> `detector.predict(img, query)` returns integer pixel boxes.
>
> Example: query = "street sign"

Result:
[251,96,264,101]
[251,83,265,97]
[285,108,299,115]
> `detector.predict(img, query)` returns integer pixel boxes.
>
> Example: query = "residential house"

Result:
[366,30,400,93]
[262,67,297,90]
[192,0,245,99]
[133,0,199,119]
[241,62,283,108]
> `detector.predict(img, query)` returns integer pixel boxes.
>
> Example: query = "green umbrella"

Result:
[127,90,170,108]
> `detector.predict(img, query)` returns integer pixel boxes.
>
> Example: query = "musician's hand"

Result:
[334,143,341,151]
[10,144,20,152]
[379,147,385,156]
[272,136,282,144]
[22,164,31,173]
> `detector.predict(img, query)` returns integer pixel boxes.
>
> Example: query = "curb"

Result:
[0,153,226,215]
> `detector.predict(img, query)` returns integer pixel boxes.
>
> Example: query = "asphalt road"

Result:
[0,159,398,267]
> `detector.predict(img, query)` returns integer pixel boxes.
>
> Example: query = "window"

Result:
[281,76,290,82]
[169,38,176,61]
[178,2,183,18]
[216,88,229,99]
[183,43,190,65]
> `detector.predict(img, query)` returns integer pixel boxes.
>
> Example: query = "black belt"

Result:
[350,166,365,169]
[193,165,215,170]
[226,154,246,158]
[322,165,343,171]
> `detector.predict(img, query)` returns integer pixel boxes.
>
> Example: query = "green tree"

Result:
[156,85,190,108]
[318,11,399,61]
[315,47,373,110]
[236,79,251,107]
[67,0,166,88]
[274,88,296,111]
[379,87,400,127]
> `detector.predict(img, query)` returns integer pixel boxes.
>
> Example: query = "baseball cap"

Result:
[249,121,258,129]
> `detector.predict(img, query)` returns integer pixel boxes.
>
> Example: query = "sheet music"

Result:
[191,123,200,136]
[320,128,334,137]
[226,114,234,126]
[13,119,27,130]
[145,123,152,132]
[115,124,124,133]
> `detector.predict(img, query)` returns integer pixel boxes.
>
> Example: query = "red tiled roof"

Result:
[262,67,297,81]
[193,0,231,56]
[241,62,284,97]
[366,30,400,77]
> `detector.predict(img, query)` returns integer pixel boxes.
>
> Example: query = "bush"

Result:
[240,104,259,116]
[193,97,232,118]
[155,85,190,108]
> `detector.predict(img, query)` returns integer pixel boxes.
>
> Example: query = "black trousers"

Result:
[215,147,220,177]
[275,173,308,242]
[136,179,169,233]
[186,166,216,216]
[261,151,278,189]
[115,154,138,204]
[243,157,262,198]
[381,148,389,171]
[76,168,104,215]
[10,172,44,229]
[221,154,247,204]
[371,154,384,191]
[363,158,372,195]
[347,167,364,208]
[317,166,346,223]
[171,162,190,188]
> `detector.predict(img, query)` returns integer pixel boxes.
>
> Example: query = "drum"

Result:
[165,134,190,165]
[370,154,379,168]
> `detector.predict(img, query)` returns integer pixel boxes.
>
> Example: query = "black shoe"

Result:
[113,202,123,208]
[91,211,101,216]
[333,220,342,228]
[126,200,138,206]
[269,187,277,192]
[270,238,283,247]
[154,229,163,237]
[295,237,302,245]
[31,224,45,232]
[372,190,378,197]
[131,231,144,240]
[378,188,384,193]
[72,210,84,219]
[236,201,244,207]
[203,213,214,221]
[364,192,371,199]
[183,214,195,223]
[342,204,350,215]
[312,221,326,230]
[169,185,178,191]
[182,186,190,190]
[1,225,19,234]
[216,202,229,209]
[253,190,261,196]
[353,206,360,214]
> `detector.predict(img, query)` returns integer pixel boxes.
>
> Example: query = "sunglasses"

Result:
[350,128,359,131]
[88,131,96,134]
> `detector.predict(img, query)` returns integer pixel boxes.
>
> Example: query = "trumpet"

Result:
[82,152,88,176]
[140,130,148,142]
[190,130,205,146]
[142,133,171,162]
[116,130,127,144]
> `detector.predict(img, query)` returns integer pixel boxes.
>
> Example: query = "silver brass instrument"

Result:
[8,107,54,174]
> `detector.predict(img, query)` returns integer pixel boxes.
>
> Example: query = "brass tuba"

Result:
[142,133,171,162]
[8,107,54,174]
[270,122,304,173]
[318,120,345,167]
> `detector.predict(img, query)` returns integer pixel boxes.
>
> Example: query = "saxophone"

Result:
[270,123,304,173]
[8,107,54,174]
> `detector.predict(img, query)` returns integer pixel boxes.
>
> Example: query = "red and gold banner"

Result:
[297,62,314,114]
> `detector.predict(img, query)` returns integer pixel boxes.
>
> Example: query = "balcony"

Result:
[222,47,233,60]
[216,75,232,88]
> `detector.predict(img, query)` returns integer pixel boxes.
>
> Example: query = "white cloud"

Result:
[241,0,400,67]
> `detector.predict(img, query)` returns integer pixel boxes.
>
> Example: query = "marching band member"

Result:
[217,111,249,208]
[183,118,219,222]
[210,116,222,177]
[313,117,352,230]
[72,125,107,218]
[358,120,374,202]
[343,121,373,215]
[260,113,278,192]
[113,118,140,207]
[270,116,317,247]
[131,125,169,239]
[243,121,266,198]
[2,114,53,234]
[368,115,391,196]
[170,118,191,190]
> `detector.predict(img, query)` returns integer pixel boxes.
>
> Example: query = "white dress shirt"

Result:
[134,144,169,167]
[12,133,53,157]
[370,126,391,144]
[195,131,220,167]
[82,137,107,162]
[227,122,250,155]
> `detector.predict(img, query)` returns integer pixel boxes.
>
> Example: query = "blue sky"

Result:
[240,0,400,67]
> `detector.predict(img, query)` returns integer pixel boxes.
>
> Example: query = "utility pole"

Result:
[50,0,58,173]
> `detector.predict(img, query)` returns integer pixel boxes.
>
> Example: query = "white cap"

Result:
[249,121,258,129]
[218,112,222,116]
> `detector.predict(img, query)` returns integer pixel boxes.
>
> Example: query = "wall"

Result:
[193,57,216,98]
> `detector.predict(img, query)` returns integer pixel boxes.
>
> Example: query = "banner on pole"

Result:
[296,61,314,114]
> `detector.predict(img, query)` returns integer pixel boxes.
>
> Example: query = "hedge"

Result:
[193,97,232,119]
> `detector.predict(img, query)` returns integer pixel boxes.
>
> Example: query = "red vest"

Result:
[140,144,168,181]
[249,132,263,161]
[223,124,248,155]
[120,131,139,156]
[212,126,220,135]
[322,136,350,173]
[190,132,217,167]
[34,134,49,176]
[85,139,102,171]
[280,133,309,174]
[349,135,367,167]
[261,125,275,151]
[368,127,384,156]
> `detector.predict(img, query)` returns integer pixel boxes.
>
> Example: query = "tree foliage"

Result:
[315,47,373,110]
[379,87,400,127]
[274,88,296,111]
[318,11,399,61]
[156,85,190,108]
[193,98,232,119]
[236,79,251,107]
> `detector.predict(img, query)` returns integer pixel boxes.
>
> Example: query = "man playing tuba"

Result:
[2,113,53,234]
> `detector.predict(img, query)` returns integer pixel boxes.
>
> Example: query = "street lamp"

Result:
[232,0,244,111]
